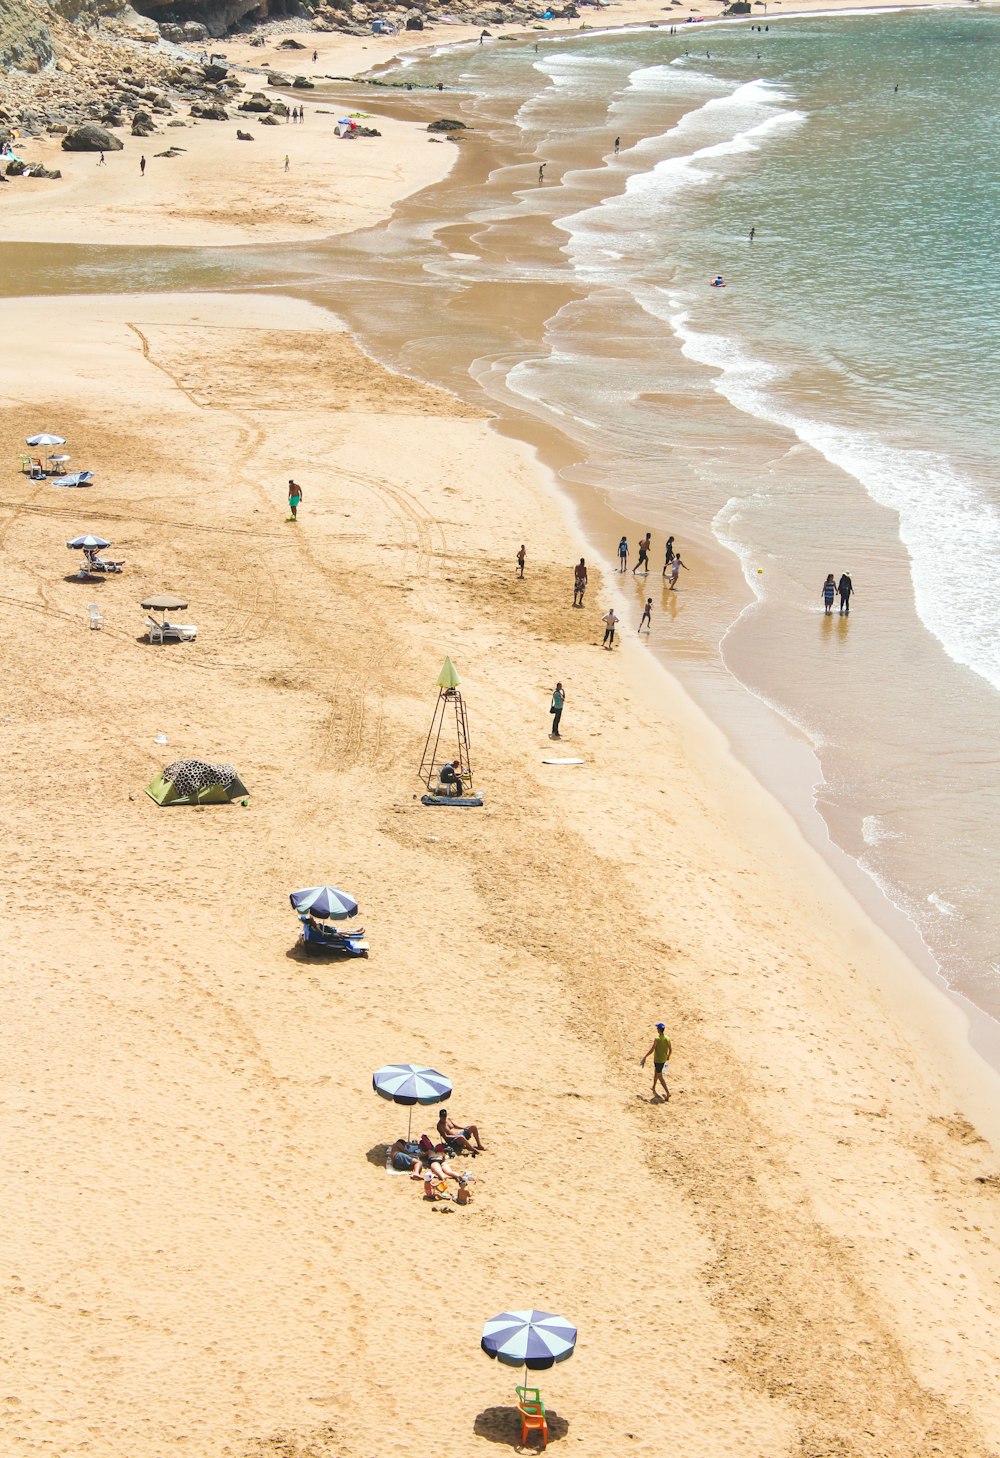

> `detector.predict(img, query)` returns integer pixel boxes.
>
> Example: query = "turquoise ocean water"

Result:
[372,7,1000,1014]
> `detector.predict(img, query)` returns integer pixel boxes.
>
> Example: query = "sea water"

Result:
[361,8,1000,1014]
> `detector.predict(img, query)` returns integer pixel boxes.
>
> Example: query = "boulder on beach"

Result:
[278,37,307,49]
[236,129,254,141]
[62,123,124,153]
[259,114,281,126]
[131,111,156,137]
[292,76,315,89]
[201,63,229,83]
[427,118,466,133]
[267,73,293,87]
[191,103,229,121]
[239,94,272,112]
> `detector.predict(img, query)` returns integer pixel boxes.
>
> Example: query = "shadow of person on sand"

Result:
[473,1404,569,1447]
[366,1143,389,1168]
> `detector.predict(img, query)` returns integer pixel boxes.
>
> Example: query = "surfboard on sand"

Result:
[541,757,584,765]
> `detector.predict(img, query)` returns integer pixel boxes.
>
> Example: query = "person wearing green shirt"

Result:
[640,1022,672,1101]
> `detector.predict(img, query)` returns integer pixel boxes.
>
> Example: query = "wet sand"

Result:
[4,4,1000,1455]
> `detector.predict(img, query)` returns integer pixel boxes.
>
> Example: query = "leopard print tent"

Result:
[145,759,250,806]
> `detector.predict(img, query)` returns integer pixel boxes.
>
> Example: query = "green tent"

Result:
[145,758,249,806]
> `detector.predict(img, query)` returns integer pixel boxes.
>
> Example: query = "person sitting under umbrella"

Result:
[439,759,464,797]
[437,1107,486,1155]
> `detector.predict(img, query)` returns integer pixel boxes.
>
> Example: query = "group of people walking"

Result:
[618,532,687,589]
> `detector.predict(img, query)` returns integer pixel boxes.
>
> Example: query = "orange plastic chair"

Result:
[518,1398,548,1451]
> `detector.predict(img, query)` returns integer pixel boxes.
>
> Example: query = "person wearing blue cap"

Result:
[640,1022,672,1101]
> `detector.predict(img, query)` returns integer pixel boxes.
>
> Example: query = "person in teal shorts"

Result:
[640,1022,672,1101]
[288,479,303,521]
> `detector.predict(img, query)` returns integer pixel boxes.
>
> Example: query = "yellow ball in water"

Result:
[757,568,763,574]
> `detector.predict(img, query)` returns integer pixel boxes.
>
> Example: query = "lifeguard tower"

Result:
[418,658,483,807]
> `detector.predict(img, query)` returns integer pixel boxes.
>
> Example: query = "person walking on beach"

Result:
[312,48,318,61]
[602,608,619,649]
[284,154,290,172]
[549,682,565,738]
[517,544,526,578]
[538,163,546,184]
[641,1022,672,1100]
[617,536,629,573]
[287,479,303,521]
[822,572,836,615]
[573,557,588,608]
[633,532,651,575]
[97,151,106,167]
[668,553,687,590]
[639,597,652,633]
[140,155,146,176]
[662,535,675,575]
[838,571,854,615]
[614,135,620,155]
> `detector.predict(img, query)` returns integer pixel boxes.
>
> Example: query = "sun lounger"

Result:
[87,556,123,574]
[298,913,369,957]
[145,616,196,643]
[162,619,197,641]
[88,603,104,630]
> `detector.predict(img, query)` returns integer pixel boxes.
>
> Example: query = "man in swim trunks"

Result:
[639,597,652,633]
[640,1022,672,1100]
[602,608,619,648]
[517,544,526,578]
[573,557,588,607]
[632,532,651,575]
[437,1108,485,1153]
[288,479,303,521]
[837,571,853,615]
[662,536,675,574]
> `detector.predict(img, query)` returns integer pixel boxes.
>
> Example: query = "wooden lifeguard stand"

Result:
[418,657,479,802]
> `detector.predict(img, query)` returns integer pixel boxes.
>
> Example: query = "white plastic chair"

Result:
[87,603,104,630]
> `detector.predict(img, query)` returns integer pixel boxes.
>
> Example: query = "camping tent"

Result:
[145,759,249,806]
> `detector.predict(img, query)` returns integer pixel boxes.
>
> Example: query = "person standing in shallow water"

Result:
[838,572,854,615]
[822,573,836,615]
[617,536,628,573]
[662,536,675,575]
[549,682,565,738]
[614,135,620,155]
[639,597,652,633]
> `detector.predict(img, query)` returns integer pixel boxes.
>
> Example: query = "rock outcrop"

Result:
[62,121,124,150]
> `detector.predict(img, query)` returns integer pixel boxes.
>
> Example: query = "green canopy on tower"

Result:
[437,657,461,690]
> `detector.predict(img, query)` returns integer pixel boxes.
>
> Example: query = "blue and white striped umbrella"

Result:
[67,534,110,551]
[289,885,358,920]
[26,433,66,447]
[482,1309,577,1370]
[373,1062,452,1139]
[373,1063,451,1106]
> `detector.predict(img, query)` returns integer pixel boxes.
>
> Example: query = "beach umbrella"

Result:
[482,1309,577,1371]
[67,534,111,551]
[52,472,93,488]
[141,594,189,613]
[289,885,358,920]
[26,433,66,447]
[373,1062,452,1140]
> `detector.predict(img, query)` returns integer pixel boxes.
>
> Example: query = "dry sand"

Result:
[4,5,1000,1454]
[4,287,1000,1458]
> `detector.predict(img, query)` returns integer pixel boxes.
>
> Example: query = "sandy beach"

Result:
[4,4,1000,1455]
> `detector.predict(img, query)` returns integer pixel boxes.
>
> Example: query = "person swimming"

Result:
[711,275,726,287]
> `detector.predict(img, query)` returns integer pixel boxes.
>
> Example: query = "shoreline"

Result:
[5,8,1000,1455]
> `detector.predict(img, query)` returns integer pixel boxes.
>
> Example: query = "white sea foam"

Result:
[862,816,902,846]
[666,313,1000,694]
